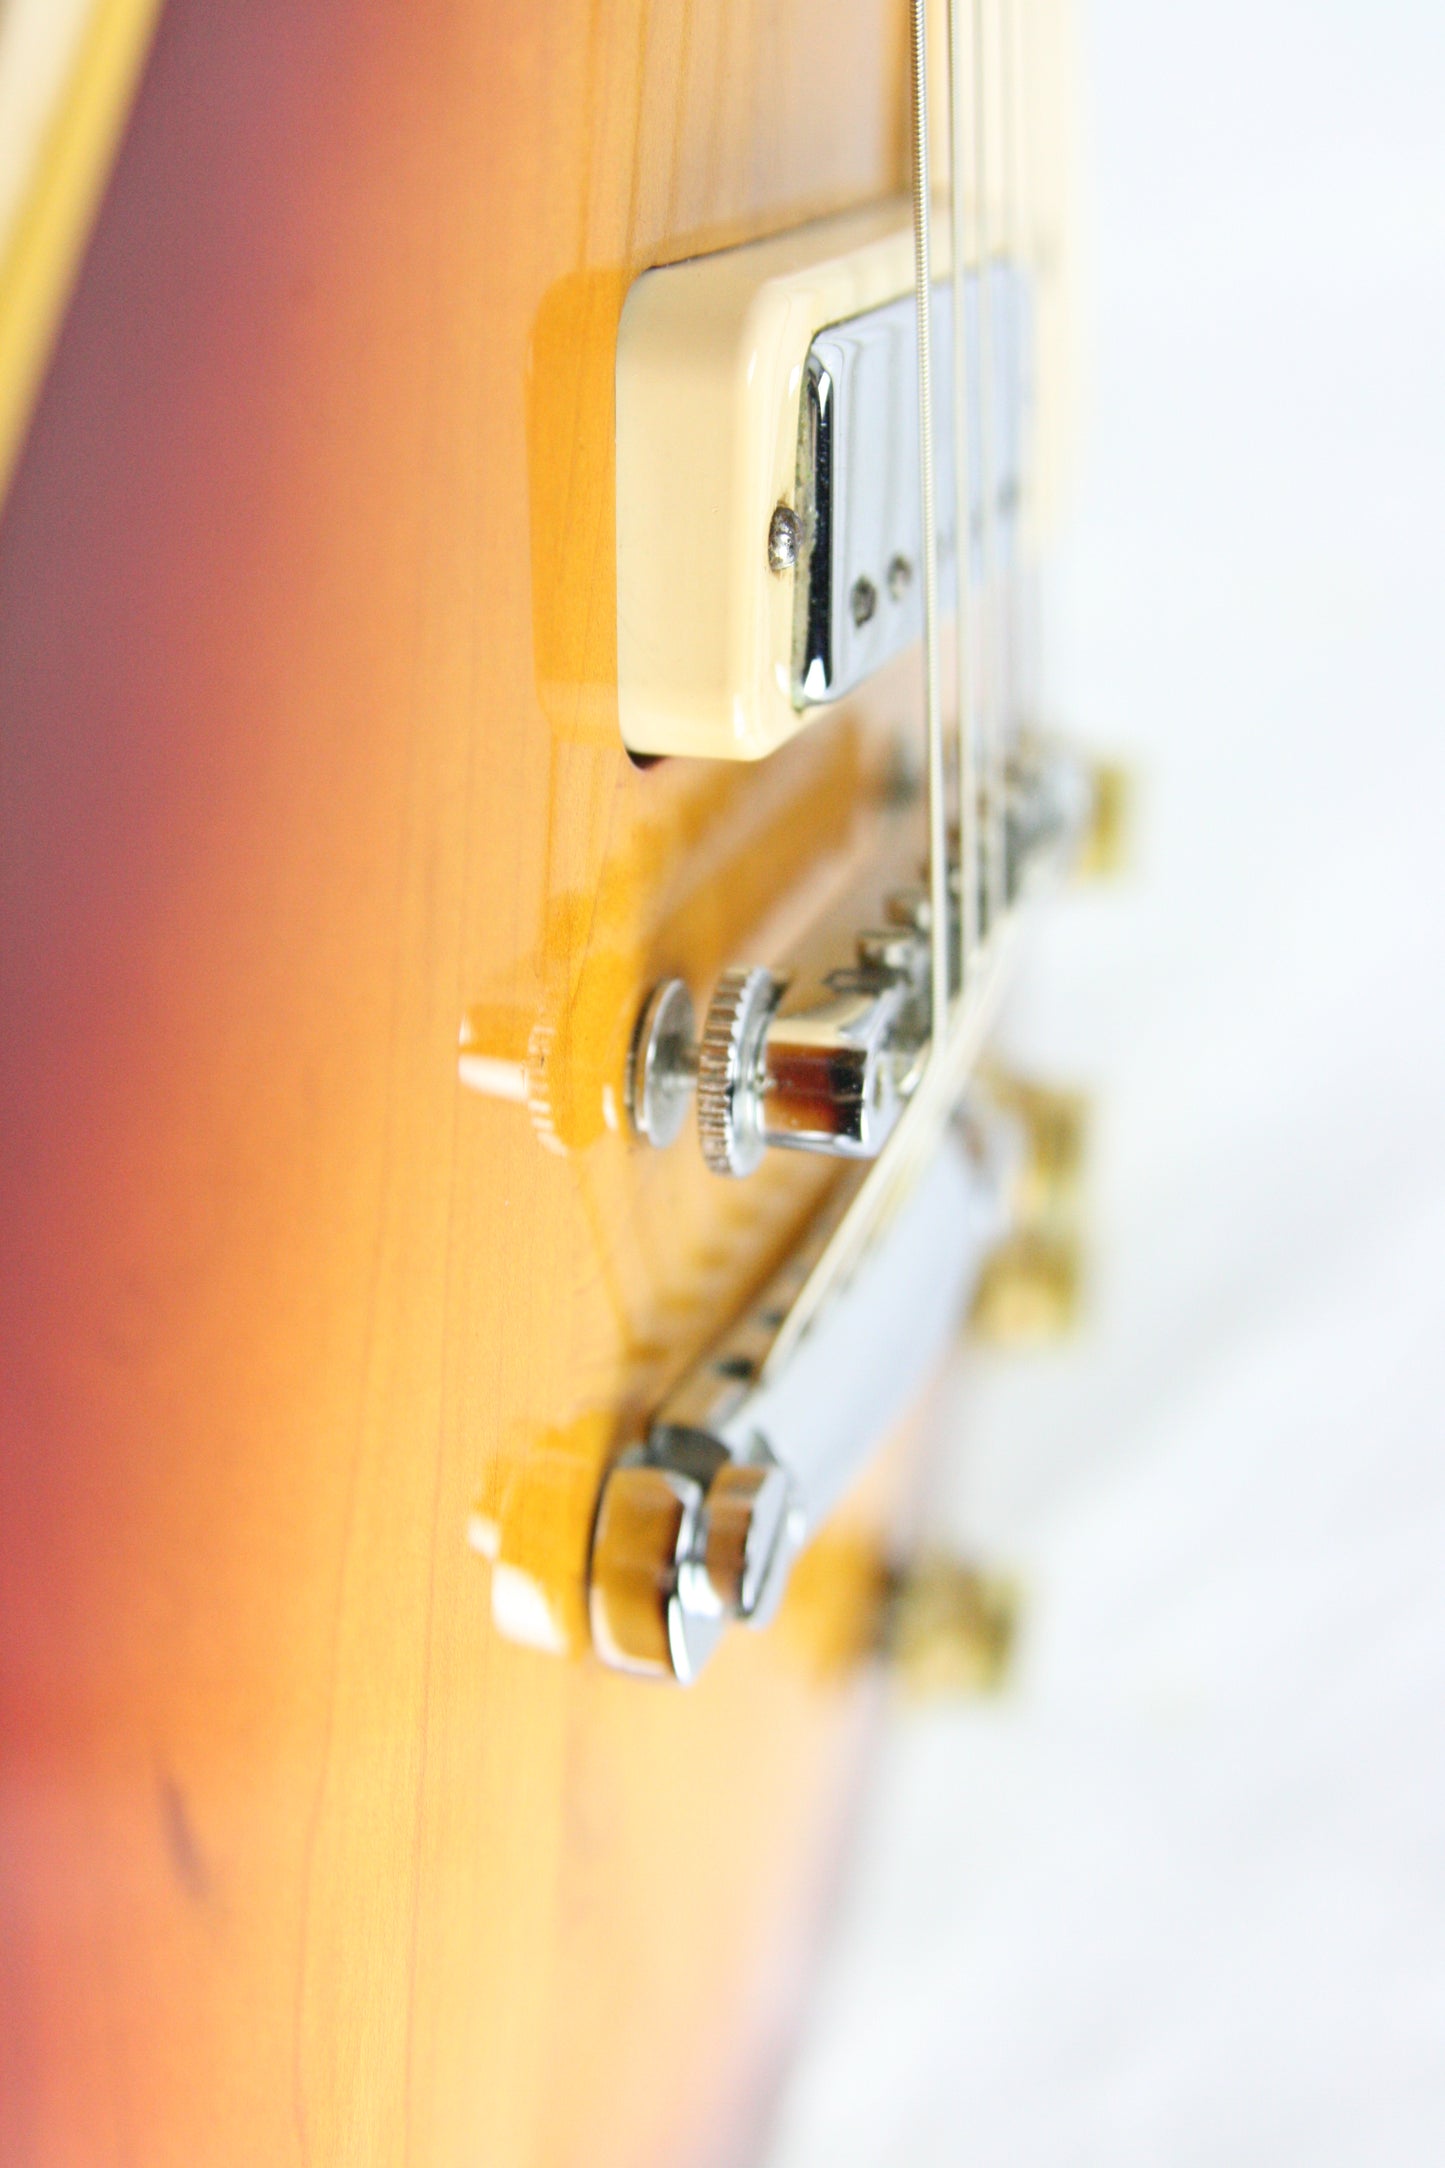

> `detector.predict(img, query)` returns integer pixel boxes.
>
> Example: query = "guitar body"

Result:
[1,4,924,2162]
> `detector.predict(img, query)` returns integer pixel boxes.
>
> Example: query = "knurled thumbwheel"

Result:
[696,966,781,1177]
[524,1015,564,1155]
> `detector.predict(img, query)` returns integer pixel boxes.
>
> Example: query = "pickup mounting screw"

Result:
[767,504,803,573]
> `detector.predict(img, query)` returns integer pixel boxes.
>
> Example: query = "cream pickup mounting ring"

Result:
[615,203,1029,760]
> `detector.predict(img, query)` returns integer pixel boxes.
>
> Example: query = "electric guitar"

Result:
[0,2,1098,2160]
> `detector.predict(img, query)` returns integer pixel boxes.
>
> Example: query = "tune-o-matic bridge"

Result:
[628,741,1091,1176]
[630,941,926,1177]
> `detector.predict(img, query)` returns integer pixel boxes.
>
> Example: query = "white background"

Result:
[767,1,1445,2160]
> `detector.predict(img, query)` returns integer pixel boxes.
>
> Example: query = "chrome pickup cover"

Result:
[793,266,1029,707]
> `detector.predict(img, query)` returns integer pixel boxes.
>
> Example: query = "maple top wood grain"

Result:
[0,4,927,2163]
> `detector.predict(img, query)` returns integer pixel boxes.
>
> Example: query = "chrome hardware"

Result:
[589,1109,1012,1681]
[624,743,1095,1171]
[589,1443,802,1684]
[767,503,803,574]
[1003,737,1096,904]
[857,925,921,975]
[589,737,1097,1677]
[704,1459,798,1622]
[696,966,783,1176]
[698,955,927,1177]
[626,976,697,1148]
[793,268,1027,708]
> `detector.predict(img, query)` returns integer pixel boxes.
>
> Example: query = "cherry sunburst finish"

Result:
[0,1,1072,2161]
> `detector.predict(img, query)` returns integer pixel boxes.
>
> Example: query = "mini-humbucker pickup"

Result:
[614,205,1032,761]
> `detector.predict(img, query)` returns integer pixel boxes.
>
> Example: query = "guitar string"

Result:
[768,0,1016,1368]
[949,0,979,1011]
[974,0,1005,940]
[998,0,1021,795]
[909,0,950,1072]
[1001,0,1030,764]
[768,0,947,1371]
